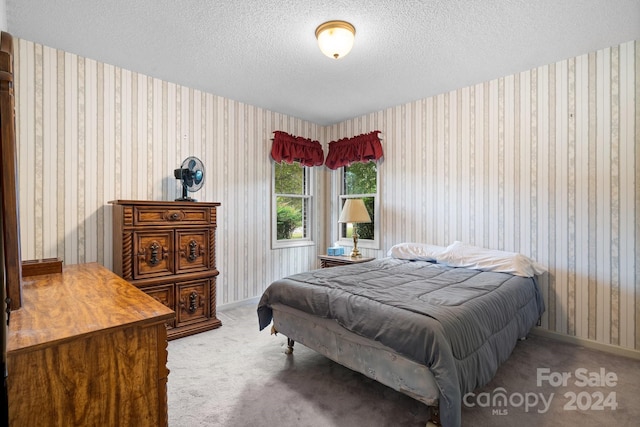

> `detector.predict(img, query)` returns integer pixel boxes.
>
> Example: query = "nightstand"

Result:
[318,254,375,268]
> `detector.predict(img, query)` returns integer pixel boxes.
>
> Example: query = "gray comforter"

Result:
[257,258,544,427]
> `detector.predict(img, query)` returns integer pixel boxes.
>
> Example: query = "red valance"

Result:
[324,130,384,170]
[270,131,324,167]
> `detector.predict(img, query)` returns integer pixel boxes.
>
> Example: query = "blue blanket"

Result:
[258,258,544,427]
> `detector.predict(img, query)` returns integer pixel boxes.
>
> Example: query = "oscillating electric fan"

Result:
[174,156,205,201]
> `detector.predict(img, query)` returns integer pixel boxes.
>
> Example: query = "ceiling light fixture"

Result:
[315,20,356,59]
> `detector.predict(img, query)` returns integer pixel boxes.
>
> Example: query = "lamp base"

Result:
[350,231,361,257]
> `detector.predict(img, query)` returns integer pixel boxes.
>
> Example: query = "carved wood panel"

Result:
[176,229,209,273]
[134,231,174,279]
[176,279,209,326]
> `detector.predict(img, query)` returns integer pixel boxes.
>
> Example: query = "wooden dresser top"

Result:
[109,199,221,207]
[7,262,175,354]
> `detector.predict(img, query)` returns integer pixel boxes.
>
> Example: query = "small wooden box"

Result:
[21,258,63,277]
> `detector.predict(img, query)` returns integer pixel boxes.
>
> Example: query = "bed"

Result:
[257,242,546,427]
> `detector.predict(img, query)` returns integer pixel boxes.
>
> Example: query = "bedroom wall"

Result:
[327,40,639,351]
[13,36,639,352]
[0,1,6,32]
[13,38,327,306]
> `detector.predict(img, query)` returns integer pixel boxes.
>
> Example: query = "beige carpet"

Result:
[167,302,640,426]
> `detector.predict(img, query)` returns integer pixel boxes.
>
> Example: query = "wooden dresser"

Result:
[110,200,222,340]
[7,263,174,427]
[1,31,176,426]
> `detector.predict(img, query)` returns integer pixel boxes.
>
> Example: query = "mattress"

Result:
[258,257,544,426]
[271,302,440,406]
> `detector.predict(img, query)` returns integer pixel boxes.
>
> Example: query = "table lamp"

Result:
[338,199,371,257]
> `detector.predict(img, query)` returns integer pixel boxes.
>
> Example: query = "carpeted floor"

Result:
[167,302,640,427]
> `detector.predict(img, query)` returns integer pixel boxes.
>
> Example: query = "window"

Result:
[338,161,379,248]
[272,161,314,248]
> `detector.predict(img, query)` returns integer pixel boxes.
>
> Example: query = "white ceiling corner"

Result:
[6,0,640,125]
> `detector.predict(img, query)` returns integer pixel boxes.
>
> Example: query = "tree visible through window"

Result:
[341,161,377,241]
[273,161,312,246]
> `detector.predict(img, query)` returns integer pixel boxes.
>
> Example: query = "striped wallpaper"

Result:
[14,38,326,308]
[326,40,639,351]
[14,38,639,351]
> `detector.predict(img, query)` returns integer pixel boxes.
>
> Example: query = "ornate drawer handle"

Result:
[149,242,161,265]
[165,210,184,221]
[180,291,203,314]
[180,239,204,262]
[188,291,198,313]
[140,241,168,266]
[188,240,198,261]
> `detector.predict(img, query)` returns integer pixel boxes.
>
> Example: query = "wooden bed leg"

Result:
[270,326,294,355]
[426,406,441,426]
[285,338,295,355]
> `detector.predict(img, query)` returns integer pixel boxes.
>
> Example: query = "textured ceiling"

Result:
[6,0,640,125]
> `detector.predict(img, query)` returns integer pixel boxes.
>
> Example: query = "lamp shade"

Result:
[315,20,355,59]
[338,199,371,223]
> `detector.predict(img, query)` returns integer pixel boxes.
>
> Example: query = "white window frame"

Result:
[337,163,380,250]
[271,161,315,249]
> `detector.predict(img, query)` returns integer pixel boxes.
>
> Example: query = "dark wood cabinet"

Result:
[110,200,222,339]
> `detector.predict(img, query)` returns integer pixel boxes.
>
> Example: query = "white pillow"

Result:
[435,241,547,277]
[387,242,447,261]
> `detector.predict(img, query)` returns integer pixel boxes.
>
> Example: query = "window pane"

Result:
[276,196,308,240]
[272,159,313,248]
[344,162,377,194]
[342,162,376,241]
[275,162,304,195]
[357,196,374,239]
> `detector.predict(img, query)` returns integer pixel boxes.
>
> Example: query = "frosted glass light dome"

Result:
[315,20,356,59]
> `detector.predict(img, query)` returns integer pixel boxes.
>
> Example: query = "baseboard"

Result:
[531,327,640,361]
[218,296,260,312]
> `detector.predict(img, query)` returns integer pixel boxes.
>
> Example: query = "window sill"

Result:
[272,239,315,250]
[338,238,379,250]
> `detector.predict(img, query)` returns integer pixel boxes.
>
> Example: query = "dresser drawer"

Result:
[143,283,176,328]
[133,205,211,226]
[176,229,210,274]
[176,279,210,326]
[134,231,174,279]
